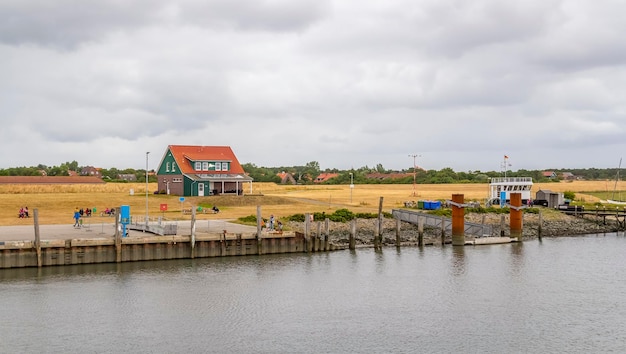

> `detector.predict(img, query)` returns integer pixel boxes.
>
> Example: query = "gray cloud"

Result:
[1,0,626,172]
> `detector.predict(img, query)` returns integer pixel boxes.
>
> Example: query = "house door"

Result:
[198,183,205,197]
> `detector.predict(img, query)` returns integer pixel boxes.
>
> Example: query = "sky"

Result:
[2,0,626,173]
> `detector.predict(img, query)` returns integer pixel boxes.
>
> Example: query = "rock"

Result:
[285,211,620,247]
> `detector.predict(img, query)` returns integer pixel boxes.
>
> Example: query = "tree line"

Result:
[0,160,622,184]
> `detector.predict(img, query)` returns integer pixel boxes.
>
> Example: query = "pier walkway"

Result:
[0,220,257,243]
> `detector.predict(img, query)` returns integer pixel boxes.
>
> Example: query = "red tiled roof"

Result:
[314,173,339,183]
[0,176,105,184]
[168,145,246,175]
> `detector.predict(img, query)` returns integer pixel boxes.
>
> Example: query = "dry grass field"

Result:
[0,180,623,226]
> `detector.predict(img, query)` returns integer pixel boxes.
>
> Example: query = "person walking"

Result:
[73,207,81,228]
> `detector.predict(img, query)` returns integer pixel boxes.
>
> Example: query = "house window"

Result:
[202,162,209,171]
[194,162,201,171]
[173,178,182,183]
[215,162,221,171]
[172,164,176,172]
[166,162,170,172]
[222,162,229,171]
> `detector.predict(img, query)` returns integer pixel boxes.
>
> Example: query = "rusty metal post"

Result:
[510,193,523,242]
[451,194,465,246]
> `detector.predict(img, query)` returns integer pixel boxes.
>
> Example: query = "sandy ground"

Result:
[0,219,257,242]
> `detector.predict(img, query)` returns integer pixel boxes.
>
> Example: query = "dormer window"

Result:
[166,162,170,172]
[194,162,201,171]
[215,162,221,171]
[202,162,209,171]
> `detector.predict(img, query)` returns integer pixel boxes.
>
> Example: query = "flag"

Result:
[504,155,509,159]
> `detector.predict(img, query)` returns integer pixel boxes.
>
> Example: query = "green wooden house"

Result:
[156,145,252,196]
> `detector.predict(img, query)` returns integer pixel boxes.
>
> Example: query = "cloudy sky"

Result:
[2,0,625,173]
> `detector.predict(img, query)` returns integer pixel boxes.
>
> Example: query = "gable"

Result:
[157,145,247,177]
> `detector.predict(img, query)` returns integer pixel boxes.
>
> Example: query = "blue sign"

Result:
[500,191,506,207]
[179,197,185,202]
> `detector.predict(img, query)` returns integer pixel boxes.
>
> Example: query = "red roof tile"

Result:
[168,145,246,175]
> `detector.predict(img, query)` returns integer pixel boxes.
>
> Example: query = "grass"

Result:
[1,180,625,226]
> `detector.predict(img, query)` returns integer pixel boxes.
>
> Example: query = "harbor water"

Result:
[2,233,626,353]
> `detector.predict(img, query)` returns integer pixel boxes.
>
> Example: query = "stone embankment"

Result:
[285,211,620,247]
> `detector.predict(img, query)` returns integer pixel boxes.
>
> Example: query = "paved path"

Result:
[0,220,257,242]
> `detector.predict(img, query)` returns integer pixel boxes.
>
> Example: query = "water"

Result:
[2,234,626,353]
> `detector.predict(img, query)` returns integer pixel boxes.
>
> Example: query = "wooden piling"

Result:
[537,211,543,240]
[500,215,506,237]
[34,208,42,268]
[190,208,196,258]
[324,218,330,251]
[349,219,356,250]
[510,193,523,242]
[451,194,465,246]
[256,206,263,255]
[395,218,401,247]
[305,213,312,252]
[115,208,122,262]
[418,215,424,247]
[376,197,384,249]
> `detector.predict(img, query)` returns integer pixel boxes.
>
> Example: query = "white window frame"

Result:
[166,162,170,172]
[215,162,222,171]
[202,162,209,171]
[194,162,201,171]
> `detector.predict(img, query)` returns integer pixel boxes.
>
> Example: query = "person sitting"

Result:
[18,207,25,218]
[212,205,220,213]
[24,206,29,218]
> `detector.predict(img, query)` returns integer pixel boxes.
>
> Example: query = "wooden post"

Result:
[376,197,384,249]
[373,219,379,249]
[395,218,401,247]
[418,215,424,247]
[349,219,356,250]
[34,208,42,268]
[115,209,122,263]
[451,194,465,246]
[305,213,312,252]
[256,206,263,255]
[324,218,330,251]
[537,211,543,241]
[500,215,506,237]
[510,193,523,242]
[190,208,196,258]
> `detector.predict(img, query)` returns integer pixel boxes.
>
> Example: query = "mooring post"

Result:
[376,197,384,249]
[190,208,196,258]
[34,208,42,268]
[451,194,465,246]
[115,208,122,263]
[418,215,424,247]
[395,218,401,247]
[256,206,263,255]
[349,219,356,250]
[324,218,330,251]
[305,213,312,252]
[538,211,543,241]
[500,215,506,237]
[510,193,523,242]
